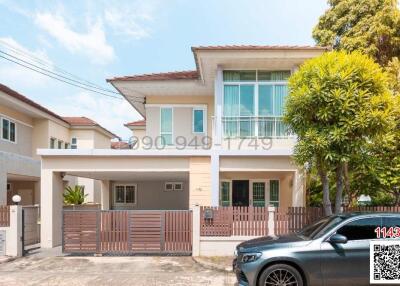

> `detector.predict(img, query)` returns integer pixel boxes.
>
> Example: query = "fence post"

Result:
[5,205,23,257]
[268,206,276,237]
[192,205,200,257]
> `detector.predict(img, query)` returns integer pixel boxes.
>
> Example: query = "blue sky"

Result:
[0,0,327,139]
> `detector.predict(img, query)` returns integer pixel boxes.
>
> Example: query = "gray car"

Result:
[233,212,400,286]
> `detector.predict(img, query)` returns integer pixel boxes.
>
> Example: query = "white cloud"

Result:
[34,12,115,65]
[50,91,141,139]
[104,3,155,39]
[0,37,53,88]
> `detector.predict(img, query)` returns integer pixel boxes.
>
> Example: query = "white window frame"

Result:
[1,117,17,144]
[164,182,183,191]
[250,179,268,207]
[71,137,77,149]
[192,108,206,134]
[219,180,232,206]
[269,179,280,207]
[113,184,137,206]
[160,107,174,146]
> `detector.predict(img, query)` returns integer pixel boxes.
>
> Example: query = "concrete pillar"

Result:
[192,205,200,257]
[100,180,110,210]
[210,153,220,206]
[0,171,7,205]
[40,170,63,248]
[213,66,223,147]
[292,170,305,207]
[268,206,276,237]
[4,205,22,256]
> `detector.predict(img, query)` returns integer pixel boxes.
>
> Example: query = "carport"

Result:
[38,149,211,249]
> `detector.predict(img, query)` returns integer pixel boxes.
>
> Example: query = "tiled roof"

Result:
[191,45,329,51]
[111,141,130,149]
[62,116,118,138]
[107,70,198,82]
[0,83,68,124]
[124,119,146,127]
[107,45,328,83]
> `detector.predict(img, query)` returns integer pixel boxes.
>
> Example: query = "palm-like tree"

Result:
[63,185,87,205]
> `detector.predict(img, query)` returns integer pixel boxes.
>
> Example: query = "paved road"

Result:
[0,256,236,286]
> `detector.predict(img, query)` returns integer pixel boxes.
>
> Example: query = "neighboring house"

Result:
[0,83,118,206]
[38,45,328,248]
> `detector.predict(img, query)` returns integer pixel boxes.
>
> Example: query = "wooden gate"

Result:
[63,210,192,255]
[22,206,40,246]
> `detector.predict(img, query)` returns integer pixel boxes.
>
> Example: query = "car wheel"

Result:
[258,263,304,286]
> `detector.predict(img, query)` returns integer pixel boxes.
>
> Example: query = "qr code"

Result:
[370,240,400,284]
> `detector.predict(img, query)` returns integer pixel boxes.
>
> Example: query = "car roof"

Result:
[337,212,400,219]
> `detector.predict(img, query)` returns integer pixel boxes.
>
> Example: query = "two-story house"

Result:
[38,45,328,248]
[0,83,118,206]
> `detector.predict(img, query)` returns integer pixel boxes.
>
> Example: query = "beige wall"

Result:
[189,157,211,206]
[110,180,189,210]
[146,96,214,145]
[7,181,37,205]
[93,130,111,148]
[0,104,33,126]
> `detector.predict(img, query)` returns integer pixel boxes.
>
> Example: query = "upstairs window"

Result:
[64,143,70,149]
[160,107,173,145]
[193,108,205,133]
[57,140,63,149]
[50,138,56,149]
[1,118,16,143]
[71,137,77,149]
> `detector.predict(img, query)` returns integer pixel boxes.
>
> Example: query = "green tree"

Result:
[313,0,400,66]
[63,185,87,205]
[386,57,400,94]
[285,51,394,215]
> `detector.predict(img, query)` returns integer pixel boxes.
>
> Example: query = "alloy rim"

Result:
[264,269,298,286]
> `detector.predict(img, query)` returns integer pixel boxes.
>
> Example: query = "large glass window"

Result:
[336,217,382,240]
[223,70,290,138]
[71,137,77,149]
[160,107,173,145]
[1,118,16,142]
[193,108,205,133]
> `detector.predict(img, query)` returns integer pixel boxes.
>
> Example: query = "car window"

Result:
[299,216,345,239]
[382,217,400,228]
[336,217,382,240]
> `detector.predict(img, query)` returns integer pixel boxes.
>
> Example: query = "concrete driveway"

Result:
[0,255,236,286]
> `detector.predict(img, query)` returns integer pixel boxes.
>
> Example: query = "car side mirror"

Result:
[329,233,348,244]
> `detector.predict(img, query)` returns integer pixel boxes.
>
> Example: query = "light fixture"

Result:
[12,194,21,205]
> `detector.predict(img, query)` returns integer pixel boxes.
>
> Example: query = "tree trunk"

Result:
[343,162,350,206]
[335,163,344,214]
[317,161,332,216]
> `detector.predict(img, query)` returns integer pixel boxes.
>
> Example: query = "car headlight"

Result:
[241,252,262,263]
[234,249,238,257]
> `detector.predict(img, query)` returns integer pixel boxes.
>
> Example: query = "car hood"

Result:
[237,234,309,252]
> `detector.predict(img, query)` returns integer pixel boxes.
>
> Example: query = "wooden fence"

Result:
[200,206,400,237]
[0,206,10,227]
[200,206,269,237]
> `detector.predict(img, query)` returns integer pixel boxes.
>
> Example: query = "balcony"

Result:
[221,116,292,139]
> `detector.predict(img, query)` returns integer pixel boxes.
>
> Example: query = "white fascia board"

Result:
[37,148,213,157]
[37,148,293,157]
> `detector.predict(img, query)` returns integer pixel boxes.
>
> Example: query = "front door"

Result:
[232,180,249,207]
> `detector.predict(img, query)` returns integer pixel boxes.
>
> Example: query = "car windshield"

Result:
[298,216,346,239]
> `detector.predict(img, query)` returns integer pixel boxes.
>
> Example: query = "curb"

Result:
[192,256,233,273]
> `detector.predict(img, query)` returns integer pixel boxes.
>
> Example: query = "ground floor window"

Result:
[220,181,231,206]
[219,179,280,207]
[269,180,280,207]
[114,184,137,205]
[252,182,266,207]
